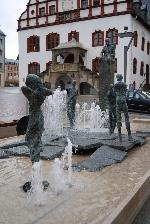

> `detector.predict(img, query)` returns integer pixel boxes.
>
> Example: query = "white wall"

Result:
[19,14,135,87]
[130,18,150,88]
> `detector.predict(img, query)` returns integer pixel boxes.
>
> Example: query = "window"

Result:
[0,39,2,44]
[46,33,60,50]
[27,35,40,52]
[80,82,97,95]
[0,63,2,69]
[81,0,88,8]
[133,58,137,74]
[28,62,40,75]
[141,37,145,51]
[49,5,55,15]
[68,31,79,42]
[128,91,134,98]
[0,50,2,55]
[140,61,144,76]
[93,0,99,7]
[92,31,104,47]
[114,58,117,73]
[39,7,45,16]
[92,57,99,73]
[134,93,140,100]
[134,31,138,47]
[147,42,150,55]
[106,28,118,44]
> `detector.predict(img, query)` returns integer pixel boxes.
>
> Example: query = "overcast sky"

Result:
[0,0,28,59]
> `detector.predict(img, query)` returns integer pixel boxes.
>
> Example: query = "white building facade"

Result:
[18,0,150,89]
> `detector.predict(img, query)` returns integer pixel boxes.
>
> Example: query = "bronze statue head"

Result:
[116,74,123,82]
[25,74,42,90]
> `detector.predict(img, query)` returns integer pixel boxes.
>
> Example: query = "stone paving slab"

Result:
[5,145,30,157]
[0,145,64,160]
[100,135,146,151]
[40,146,64,160]
[136,131,150,139]
[73,145,127,172]
[0,150,9,159]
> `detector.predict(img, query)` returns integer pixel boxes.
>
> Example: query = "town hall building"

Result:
[18,0,150,99]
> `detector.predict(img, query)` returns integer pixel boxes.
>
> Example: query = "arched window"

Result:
[68,31,79,42]
[141,37,145,51]
[93,0,100,7]
[46,33,60,50]
[27,35,40,52]
[92,57,99,72]
[146,64,149,84]
[133,58,137,74]
[92,31,104,47]
[140,61,144,76]
[134,31,138,47]
[147,42,150,55]
[80,82,97,95]
[28,62,40,75]
[106,28,118,44]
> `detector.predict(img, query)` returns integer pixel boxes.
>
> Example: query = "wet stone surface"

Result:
[0,131,148,172]
[73,145,127,172]
[135,131,150,139]
[100,135,146,151]
[1,145,64,160]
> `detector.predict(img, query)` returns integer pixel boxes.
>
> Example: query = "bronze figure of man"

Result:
[114,74,132,142]
[21,74,52,163]
[107,84,116,135]
[67,80,78,128]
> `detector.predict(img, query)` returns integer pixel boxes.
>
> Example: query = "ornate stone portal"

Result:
[99,38,116,111]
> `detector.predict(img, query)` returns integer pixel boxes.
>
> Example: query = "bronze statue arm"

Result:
[39,87,53,96]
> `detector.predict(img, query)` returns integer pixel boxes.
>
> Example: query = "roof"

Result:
[53,38,87,51]
[5,59,19,64]
[0,29,6,36]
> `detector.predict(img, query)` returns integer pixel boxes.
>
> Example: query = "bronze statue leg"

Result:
[123,105,132,141]
[116,104,122,142]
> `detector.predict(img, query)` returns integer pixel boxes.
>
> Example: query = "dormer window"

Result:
[39,7,45,16]
[93,0,100,7]
[49,5,55,15]
[81,0,88,9]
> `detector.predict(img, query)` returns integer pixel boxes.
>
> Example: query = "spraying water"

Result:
[42,87,67,140]
[75,102,108,132]
[29,161,45,206]
[49,138,73,194]
[62,137,73,187]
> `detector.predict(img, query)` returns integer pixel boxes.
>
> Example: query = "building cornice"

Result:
[17,0,150,32]
[18,11,130,32]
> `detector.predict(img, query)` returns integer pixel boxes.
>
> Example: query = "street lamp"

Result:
[118,27,134,83]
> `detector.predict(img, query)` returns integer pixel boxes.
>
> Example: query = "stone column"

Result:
[99,58,115,111]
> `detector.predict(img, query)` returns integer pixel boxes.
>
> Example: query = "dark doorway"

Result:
[64,54,74,63]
